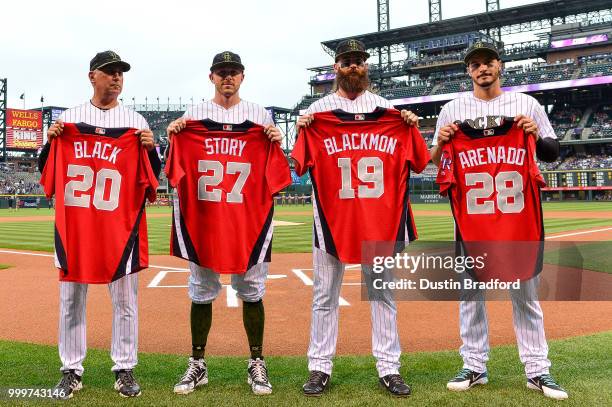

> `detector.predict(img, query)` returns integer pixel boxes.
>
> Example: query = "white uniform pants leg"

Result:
[58,282,88,376]
[362,265,401,377]
[109,273,139,372]
[307,248,345,375]
[232,262,268,302]
[511,277,551,377]
[458,287,490,373]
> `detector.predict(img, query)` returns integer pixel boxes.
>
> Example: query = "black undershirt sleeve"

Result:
[38,142,51,174]
[536,137,560,163]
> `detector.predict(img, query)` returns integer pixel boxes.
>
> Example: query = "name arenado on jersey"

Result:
[74,141,122,164]
[459,146,526,169]
[324,133,398,156]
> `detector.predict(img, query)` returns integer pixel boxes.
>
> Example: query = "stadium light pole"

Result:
[145,97,148,111]
[132,97,135,109]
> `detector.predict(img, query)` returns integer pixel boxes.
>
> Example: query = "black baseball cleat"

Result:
[527,374,568,400]
[303,370,330,397]
[174,357,208,395]
[53,370,82,400]
[447,368,488,391]
[379,374,411,397]
[114,369,141,397]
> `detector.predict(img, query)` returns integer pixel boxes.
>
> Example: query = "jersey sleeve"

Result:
[266,142,292,195]
[526,134,547,188]
[290,128,312,176]
[39,139,58,198]
[532,101,556,140]
[435,142,455,196]
[164,139,185,187]
[405,126,431,174]
[139,146,159,203]
[432,105,451,147]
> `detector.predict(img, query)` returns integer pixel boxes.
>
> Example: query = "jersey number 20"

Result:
[466,171,524,214]
[64,164,121,211]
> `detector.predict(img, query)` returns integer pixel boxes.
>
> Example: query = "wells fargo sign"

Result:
[7,109,43,150]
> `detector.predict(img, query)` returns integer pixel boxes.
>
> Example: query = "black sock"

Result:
[242,300,264,359]
[191,302,212,359]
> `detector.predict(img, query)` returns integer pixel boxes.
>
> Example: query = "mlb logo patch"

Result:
[223,124,233,131]
[483,129,494,136]
[95,127,106,135]
[354,114,365,121]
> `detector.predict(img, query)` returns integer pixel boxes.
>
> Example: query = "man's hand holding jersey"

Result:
[47,120,65,141]
[514,114,540,141]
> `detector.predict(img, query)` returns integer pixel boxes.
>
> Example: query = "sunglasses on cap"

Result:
[213,69,242,78]
[339,58,365,68]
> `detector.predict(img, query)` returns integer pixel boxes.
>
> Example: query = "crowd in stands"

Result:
[297,52,612,111]
[589,105,612,139]
[556,154,612,170]
[549,106,583,138]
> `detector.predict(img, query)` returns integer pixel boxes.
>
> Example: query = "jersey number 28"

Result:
[466,170,524,214]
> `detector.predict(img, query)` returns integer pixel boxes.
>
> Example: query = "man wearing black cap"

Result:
[296,38,420,398]
[430,41,566,400]
[41,50,160,399]
[167,51,280,396]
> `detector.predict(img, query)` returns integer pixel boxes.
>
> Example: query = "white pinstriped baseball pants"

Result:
[187,262,268,304]
[307,247,401,377]
[459,276,551,377]
[58,274,138,376]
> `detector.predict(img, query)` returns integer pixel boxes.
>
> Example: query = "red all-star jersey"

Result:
[436,118,546,282]
[291,108,430,264]
[165,120,291,274]
[40,123,158,284]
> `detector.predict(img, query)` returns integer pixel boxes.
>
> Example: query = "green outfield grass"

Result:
[0,264,9,270]
[543,241,612,274]
[0,332,610,406]
[0,202,611,256]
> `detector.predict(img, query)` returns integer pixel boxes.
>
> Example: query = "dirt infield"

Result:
[1,246,611,357]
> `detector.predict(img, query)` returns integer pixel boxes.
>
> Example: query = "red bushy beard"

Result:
[336,68,369,94]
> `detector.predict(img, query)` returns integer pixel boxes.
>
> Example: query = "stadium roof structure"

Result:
[320,0,612,56]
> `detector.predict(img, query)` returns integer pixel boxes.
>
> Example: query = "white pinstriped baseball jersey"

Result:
[305,90,393,114]
[432,92,556,146]
[183,100,274,125]
[60,101,149,129]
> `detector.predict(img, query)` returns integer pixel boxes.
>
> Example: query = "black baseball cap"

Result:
[210,51,245,72]
[90,50,131,72]
[335,39,370,62]
[463,41,501,64]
